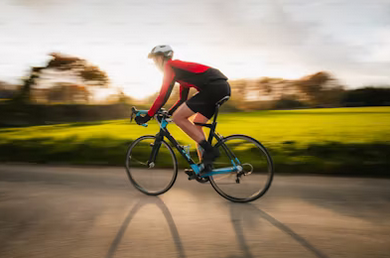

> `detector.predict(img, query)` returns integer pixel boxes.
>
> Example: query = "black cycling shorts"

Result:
[186,79,231,119]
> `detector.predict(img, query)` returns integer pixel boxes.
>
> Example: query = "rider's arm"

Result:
[168,85,189,115]
[147,64,176,117]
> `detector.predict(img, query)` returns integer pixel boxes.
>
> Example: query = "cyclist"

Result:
[135,45,231,172]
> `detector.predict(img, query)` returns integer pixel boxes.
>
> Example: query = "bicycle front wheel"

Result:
[210,134,274,203]
[125,135,178,195]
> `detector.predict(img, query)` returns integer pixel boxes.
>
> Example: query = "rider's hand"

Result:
[135,114,151,125]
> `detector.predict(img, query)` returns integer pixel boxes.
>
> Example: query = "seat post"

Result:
[205,105,219,144]
[212,104,220,124]
[207,95,229,143]
[212,96,229,125]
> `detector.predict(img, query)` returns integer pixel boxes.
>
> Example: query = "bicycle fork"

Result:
[147,134,163,168]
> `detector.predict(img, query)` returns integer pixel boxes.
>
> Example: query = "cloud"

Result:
[367,29,390,63]
[0,0,389,95]
[209,0,390,86]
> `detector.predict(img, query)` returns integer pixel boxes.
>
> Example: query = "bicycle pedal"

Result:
[185,170,197,180]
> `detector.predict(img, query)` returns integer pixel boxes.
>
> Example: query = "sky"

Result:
[0,0,389,99]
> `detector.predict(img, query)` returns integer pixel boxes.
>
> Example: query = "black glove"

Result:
[135,114,151,125]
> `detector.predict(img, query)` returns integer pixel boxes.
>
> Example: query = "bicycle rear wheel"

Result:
[125,135,178,195]
[209,134,274,203]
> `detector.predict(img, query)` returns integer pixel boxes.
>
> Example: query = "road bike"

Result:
[126,97,274,202]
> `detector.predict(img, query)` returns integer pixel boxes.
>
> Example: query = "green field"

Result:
[1,107,389,176]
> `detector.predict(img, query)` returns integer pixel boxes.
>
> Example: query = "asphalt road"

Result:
[0,164,389,258]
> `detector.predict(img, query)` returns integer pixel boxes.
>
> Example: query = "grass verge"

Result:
[0,107,389,177]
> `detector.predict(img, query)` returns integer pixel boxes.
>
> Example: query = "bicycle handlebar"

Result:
[130,106,170,127]
[130,106,147,127]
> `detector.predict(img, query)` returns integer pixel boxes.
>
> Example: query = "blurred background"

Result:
[0,0,389,176]
[0,1,390,257]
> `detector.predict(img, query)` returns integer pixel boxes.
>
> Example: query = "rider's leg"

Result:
[171,103,205,143]
[172,103,218,166]
[192,113,209,161]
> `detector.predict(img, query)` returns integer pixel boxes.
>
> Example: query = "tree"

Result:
[12,67,44,104]
[12,53,110,104]
[0,81,19,100]
[228,79,248,110]
[47,53,109,86]
[295,71,343,105]
[47,83,89,104]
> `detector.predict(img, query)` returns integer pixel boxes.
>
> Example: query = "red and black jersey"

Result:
[147,59,228,116]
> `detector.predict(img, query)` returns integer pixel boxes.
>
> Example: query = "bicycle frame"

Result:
[137,109,242,178]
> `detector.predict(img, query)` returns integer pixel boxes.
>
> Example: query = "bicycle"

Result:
[126,97,274,202]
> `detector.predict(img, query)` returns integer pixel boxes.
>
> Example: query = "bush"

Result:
[274,98,306,109]
[0,103,133,127]
[342,87,390,107]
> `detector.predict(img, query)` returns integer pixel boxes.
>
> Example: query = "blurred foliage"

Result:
[2,62,390,127]
[11,53,109,104]
[78,65,109,86]
[0,103,132,126]
[0,81,19,99]
[342,87,390,106]
[46,53,109,86]
[41,83,90,104]
[274,97,305,109]
[227,71,346,110]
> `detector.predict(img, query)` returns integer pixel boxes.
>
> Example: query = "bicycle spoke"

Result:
[130,158,148,166]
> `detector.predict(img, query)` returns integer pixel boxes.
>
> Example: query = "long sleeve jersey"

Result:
[147,59,228,117]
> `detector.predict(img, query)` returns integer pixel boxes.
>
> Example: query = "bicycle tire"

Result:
[209,134,274,203]
[125,135,178,195]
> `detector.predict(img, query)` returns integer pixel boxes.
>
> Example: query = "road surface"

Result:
[0,164,389,258]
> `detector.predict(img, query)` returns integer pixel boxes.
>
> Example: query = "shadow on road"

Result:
[105,197,186,258]
[229,203,329,258]
[105,196,329,258]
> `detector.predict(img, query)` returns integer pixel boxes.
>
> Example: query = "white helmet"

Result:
[148,45,174,59]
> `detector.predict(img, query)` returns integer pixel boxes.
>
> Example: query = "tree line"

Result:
[226,72,390,110]
[0,53,389,109]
